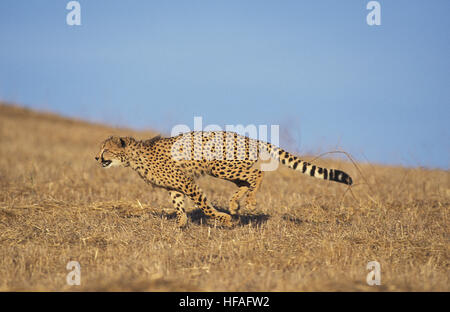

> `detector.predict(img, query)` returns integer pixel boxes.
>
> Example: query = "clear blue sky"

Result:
[0,1,449,168]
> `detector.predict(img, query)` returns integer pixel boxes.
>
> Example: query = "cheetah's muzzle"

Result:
[101,160,112,167]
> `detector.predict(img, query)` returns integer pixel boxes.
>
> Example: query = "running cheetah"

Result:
[95,131,352,227]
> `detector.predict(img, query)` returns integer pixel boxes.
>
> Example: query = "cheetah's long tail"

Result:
[261,143,353,185]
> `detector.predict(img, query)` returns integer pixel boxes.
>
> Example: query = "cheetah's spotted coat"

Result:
[95,131,352,227]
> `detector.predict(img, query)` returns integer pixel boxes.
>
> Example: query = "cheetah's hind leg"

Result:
[228,180,250,216]
[244,169,263,212]
[225,169,263,214]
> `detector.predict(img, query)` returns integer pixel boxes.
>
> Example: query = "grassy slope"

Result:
[0,103,448,291]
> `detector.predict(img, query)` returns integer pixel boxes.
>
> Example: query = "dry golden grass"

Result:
[0,103,448,291]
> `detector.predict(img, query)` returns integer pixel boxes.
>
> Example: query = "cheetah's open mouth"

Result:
[101,160,112,167]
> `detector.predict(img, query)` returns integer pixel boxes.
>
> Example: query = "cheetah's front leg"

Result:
[169,191,188,228]
[182,182,232,227]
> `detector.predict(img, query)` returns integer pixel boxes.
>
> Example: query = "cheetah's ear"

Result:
[109,136,124,147]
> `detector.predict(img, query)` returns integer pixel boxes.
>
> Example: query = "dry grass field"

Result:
[0,102,448,291]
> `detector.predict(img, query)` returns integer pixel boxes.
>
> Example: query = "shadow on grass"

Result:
[233,213,270,226]
[187,208,270,227]
[281,214,304,225]
[150,208,270,227]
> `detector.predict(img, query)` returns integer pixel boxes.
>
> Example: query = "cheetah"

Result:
[95,131,352,227]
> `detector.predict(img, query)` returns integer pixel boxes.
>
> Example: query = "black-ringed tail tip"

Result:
[292,161,353,186]
[270,147,353,186]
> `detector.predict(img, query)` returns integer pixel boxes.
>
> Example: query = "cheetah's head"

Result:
[95,136,134,168]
